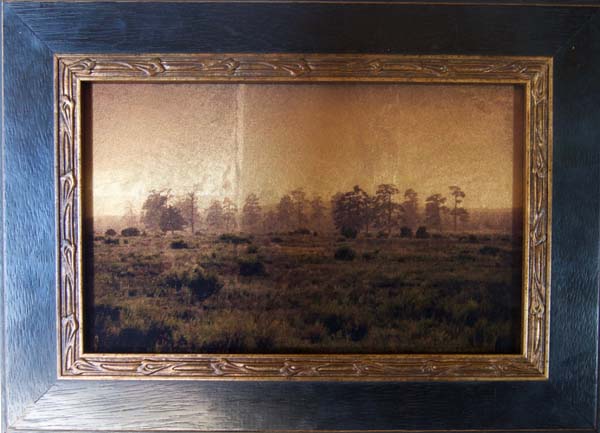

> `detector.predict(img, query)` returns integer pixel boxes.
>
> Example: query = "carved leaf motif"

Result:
[261,59,311,76]
[56,55,551,379]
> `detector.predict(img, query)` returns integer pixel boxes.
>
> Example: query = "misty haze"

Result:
[84,82,524,354]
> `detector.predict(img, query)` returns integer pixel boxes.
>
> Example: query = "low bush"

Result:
[479,246,501,256]
[415,226,429,239]
[219,233,251,244]
[246,245,259,254]
[334,246,356,261]
[239,258,266,276]
[341,227,358,239]
[187,268,222,302]
[362,251,378,261]
[271,237,283,243]
[105,229,117,237]
[377,231,389,239]
[162,265,222,302]
[170,240,189,249]
[121,227,141,237]
[400,226,413,238]
[104,238,119,245]
[289,228,311,235]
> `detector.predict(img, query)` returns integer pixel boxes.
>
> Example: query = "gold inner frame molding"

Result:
[56,54,552,380]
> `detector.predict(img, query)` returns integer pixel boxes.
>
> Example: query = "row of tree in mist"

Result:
[128,184,471,236]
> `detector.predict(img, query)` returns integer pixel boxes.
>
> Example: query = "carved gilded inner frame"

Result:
[56,54,552,380]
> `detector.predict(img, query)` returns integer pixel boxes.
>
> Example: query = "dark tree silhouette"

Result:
[141,190,170,231]
[449,186,468,231]
[242,193,262,232]
[374,184,401,235]
[277,194,294,231]
[331,185,372,235]
[402,188,419,230]
[290,189,309,229]
[159,205,186,234]
[205,200,223,232]
[262,210,279,233]
[425,194,448,231]
[310,195,326,231]
[222,197,238,232]
[175,191,200,234]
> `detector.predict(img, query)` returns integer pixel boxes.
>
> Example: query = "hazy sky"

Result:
[89,82,523,216]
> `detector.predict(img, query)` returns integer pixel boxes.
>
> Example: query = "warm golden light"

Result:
[89,82,523,217]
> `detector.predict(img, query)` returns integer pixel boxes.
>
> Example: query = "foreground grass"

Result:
[88,231,522,354]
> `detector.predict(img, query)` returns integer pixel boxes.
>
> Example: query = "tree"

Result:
[331,185,373,235]
[277,194,294,231]
[123,200,139,228]
[374,184,401,235]
[159,205,186,234]
[290,189,309,229]
[425,194,447,231]
[402,188,419,230]
[175,191,200,234]
[310,195,327,231]
[242,193,262,232]
[205,200,223,232]
[141,190,169,231]
[449,186,468,231]
[262,210,279,233]
[222,197,238,232]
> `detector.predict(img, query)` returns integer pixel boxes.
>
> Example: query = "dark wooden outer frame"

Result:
[57,53,552,380]
[3,1,600,433]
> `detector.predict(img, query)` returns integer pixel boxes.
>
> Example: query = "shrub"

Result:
[246,245,259,254]
[377,231,388,239]
[289,228,311,235]
[479,246,501,256]
[121,227,140,237]
[348,323,368,342]
[219,233,250,244]
[468,234,478,243]
[170,240,188,249]
[334,246,356,261]
[186,268,222,302]
[362,251,378,261]
[104,238,119,245]
[432,233,444,239]
[105,229,117,237]
[400,226,413,238]
[271,237,283,243]
[94,236,105,241]
[341,226,358,239]
[239,258,266,276]
[415,226,429,239]
[162,265,222,302]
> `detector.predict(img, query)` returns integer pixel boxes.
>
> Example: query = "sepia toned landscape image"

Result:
[82,82,524,355]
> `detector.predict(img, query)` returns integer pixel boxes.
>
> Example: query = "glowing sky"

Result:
[89,82,523,216]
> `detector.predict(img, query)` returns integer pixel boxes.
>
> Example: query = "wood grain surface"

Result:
[2,2,600,432]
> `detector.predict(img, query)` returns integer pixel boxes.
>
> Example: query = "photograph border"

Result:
[56,53,552,380]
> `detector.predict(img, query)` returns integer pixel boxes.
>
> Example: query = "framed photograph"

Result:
[57,53,551,380]
[3,1,599,433]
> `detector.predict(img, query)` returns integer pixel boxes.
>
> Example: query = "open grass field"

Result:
[87,231,522,354]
